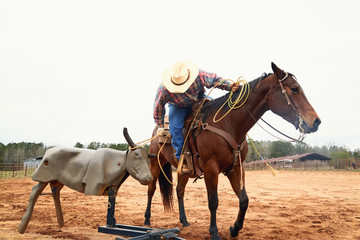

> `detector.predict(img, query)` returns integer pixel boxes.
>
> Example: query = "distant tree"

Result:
[270,141,295,158]
[0,142,45,162]
[74,142,84,148]
[353,148,360,158]
[0,142,5,163]
[108,143,129,151]
[331,151,351,160]
[87,142,101,150]
[294,142,309,154]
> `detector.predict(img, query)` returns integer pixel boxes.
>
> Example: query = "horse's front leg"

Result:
[204,171,220,240]
[227,165,249,237]
[144,159,161,226]
[144,174,158,226]
[176,174,190,227]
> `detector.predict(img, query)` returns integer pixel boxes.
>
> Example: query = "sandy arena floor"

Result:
[0,170,359,240]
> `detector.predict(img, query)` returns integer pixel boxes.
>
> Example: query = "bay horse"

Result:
[145,63,321,239]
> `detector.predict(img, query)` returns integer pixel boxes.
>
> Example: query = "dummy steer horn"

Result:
[123,128,157,159]
[123,127,136,149]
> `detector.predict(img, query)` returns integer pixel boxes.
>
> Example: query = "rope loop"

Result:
[213,76,250,123]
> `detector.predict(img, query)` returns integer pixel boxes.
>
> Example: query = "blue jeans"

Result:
[168,104,191,160]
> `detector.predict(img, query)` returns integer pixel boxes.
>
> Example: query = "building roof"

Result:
[246,153,331,165]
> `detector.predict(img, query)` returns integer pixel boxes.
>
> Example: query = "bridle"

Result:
[277,72,306,141]
[245,72,306,142]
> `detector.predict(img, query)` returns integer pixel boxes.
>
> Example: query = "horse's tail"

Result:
[158,162,173,211]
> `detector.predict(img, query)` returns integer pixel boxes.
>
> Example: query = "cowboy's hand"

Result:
[231,82,241,92]
[157,127,166,135]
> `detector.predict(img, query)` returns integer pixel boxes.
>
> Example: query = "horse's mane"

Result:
[201,73,272,119]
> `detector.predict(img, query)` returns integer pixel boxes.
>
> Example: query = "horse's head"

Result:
[267,63,321,134]
[123,128,153,185]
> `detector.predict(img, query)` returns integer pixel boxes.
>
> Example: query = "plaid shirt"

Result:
[153,69,233,125]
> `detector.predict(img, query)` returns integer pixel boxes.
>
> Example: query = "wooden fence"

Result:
[0,163,39,179]
[245,159,360,171]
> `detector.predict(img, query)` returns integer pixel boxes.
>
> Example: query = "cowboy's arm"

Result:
[200,70,232,90]
[200,70,240,92]
[153,86,166,127]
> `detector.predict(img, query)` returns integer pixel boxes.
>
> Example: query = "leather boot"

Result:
[181,160,191,174]
[176,154,192,175]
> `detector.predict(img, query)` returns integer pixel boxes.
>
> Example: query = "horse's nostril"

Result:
[314,118,321,128]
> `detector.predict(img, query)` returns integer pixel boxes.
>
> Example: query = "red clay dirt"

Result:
[1,171,359,240]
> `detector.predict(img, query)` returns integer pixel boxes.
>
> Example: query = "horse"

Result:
[145,62,321,239]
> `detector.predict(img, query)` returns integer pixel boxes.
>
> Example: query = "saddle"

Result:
[159,99,246,177]
[157,101,207,177]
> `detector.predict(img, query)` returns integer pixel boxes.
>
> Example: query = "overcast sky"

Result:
[1,1,359,151]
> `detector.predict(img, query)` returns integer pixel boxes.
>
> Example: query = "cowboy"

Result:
[153,60,240,174]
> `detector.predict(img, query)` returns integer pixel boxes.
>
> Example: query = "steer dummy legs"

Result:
[50,181,64,228]
[18,182,48,234]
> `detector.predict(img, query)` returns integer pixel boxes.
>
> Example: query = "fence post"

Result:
[344,159,346,170]
[25,164,28,176]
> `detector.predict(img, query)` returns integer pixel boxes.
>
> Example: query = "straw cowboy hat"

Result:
[162,60,199,93]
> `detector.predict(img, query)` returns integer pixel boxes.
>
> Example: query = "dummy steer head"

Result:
[123,128,153,185]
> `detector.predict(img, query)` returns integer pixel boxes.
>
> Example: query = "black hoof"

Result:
[182,222,190,227]
[211,234,221,240]
[180,219,190,227]
[230,226,239,238]
[143,220,151,226]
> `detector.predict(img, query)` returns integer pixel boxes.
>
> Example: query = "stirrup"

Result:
[177,154,193,175]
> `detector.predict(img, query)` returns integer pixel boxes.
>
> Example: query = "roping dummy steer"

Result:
[19,128,153,234]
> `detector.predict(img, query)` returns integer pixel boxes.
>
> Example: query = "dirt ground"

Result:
[1,170,360,240]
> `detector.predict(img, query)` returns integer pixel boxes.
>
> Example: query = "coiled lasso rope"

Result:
[213,76,250,122]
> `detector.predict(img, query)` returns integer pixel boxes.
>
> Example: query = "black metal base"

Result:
[98,186,184,240]
[98,224,184,240]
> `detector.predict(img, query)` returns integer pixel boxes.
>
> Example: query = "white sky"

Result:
[1,0,359,151]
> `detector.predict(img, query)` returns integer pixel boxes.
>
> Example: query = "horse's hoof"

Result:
[210,234,221,240]
[230,226,239,238]
[143,220,151,226]
[182,222,190,227]
[180,219,190,227]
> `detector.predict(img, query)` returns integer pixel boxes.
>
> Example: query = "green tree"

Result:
[270,141,295,158]
[294,142,309,154]
[108,143,129,151]
[87,142,101,150]
[0,142,5,163]
[331,151,351,160]
[352,148,360,158]
[74,142,84,148]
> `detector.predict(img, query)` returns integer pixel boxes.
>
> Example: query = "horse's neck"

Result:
[222,78,272,142]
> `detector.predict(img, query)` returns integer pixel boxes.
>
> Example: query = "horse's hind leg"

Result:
[18,182,48,233]
[176,174,190,227]
[227,165,249,237]
[50,181,64,227]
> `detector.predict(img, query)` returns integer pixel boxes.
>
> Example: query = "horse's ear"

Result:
[271,62,286,80]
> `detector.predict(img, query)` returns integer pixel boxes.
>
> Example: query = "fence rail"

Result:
[245,159,360,171]
[0,163,39,179]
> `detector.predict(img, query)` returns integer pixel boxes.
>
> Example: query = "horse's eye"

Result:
[291,87,299,93]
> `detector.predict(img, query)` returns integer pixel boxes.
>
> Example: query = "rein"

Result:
[277,72,306,142]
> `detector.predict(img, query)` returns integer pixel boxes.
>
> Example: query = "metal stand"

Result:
[106,186,117,227]
[98,186,184,240]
